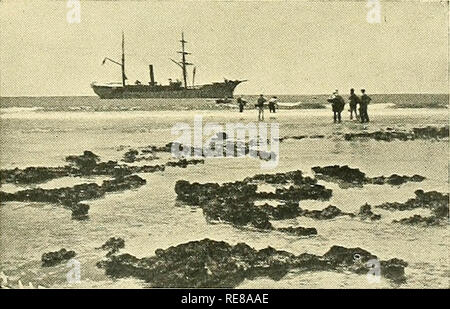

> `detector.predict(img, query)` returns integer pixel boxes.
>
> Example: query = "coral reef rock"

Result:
[42,249,76,267]
[344,126,448,142]
[312,165,425,187]
[98,237,126,256]
[358,204,381,221]
[298,205,355,220]
[375,190,448,226]
[174,171,333,231]
[97,239,408,287]
[393,215,442,226]
[0,175,146,219]
[277,226,318,236]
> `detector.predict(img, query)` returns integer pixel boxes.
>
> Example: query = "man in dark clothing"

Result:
[268,96,278,113]
[348,88,360,120]
[360,89,371,123]
[237,96,247,113]
[256,94,266,121]
[327,90,345,123]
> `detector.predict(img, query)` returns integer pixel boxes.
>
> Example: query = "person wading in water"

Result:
[237,96,247,113]
[348,88,361,120]
[360,89,371,123]
[327,90,345,123]
[268,96,278,113]
[256,94,267,121]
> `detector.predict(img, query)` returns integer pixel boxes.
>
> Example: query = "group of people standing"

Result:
[236,89,371,123]
[237,94,278,121]
[328,88,371,123]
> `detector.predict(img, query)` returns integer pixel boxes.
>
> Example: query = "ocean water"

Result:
[0,97,448,289]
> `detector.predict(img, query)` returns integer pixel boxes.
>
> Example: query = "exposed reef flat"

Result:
[175,170,332,232]
[374,190,449,226]
[0,150,203,185]
[358,204,382,221]
[276,126,449,143]
[140,135,277,162]
[174,170,386,232]
[41,249,76,267]
[393,215,443,226]
[0,166,72,185]
[122,149,159,163]
[298,205,355,220]
[375,190,448,214]
[343,126,449,142]
[278,135,326,142]
[98,237,126,256]
[312,165,425,187]
[97,238,408,288]
[0,175,146,219]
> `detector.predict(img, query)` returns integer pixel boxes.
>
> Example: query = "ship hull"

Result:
[91,80,243,99]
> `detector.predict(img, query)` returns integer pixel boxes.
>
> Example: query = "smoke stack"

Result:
[149,65,155,86]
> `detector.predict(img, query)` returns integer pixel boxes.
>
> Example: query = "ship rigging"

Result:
[92,32,244,99]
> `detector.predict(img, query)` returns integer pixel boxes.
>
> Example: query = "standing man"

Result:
[348,88,360,120]
[256,94,266,121]
[360,89,371,123]
[327,90,345,123]
[268,96,278,113]
[237,96,247,113]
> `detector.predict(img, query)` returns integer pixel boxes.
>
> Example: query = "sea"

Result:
[0,95,448,288]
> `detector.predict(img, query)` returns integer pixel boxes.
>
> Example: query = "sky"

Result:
[0,0,448,96]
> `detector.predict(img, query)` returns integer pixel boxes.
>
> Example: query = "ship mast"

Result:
[100,31,127,87]
[121,31,126,87]
[178,32,192,89]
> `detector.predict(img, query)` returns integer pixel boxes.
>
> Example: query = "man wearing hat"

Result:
[268,96,278,113]
[327,89,345,123]
[348,88,361,120]
[360,89,371,123]
[256,94,267,121]
[237,96,247,113]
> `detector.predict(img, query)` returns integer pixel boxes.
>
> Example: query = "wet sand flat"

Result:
[0,101,448,288]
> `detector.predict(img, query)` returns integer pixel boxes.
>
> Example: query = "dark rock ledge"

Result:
[312,165,425,188]
[375,190,449,226]
[343,126,449,142]
[141,135,277,162]
[41,249,76,267]
[0,150,203,185]
[278,135,326,142]
[97,237,125,256]
[96,238,408,288]
[174,170,383,233]
[278,126,449,143]
[174,170,333,233]
[0,175,146,220]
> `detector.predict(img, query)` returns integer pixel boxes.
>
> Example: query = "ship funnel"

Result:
[149,65,156,86]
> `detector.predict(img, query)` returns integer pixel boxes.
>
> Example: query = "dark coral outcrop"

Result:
[393,215,442,226]
[98,237,126,256]
[97,239,408,287]
[312,165,425,187]
[174,171,333,232]
[0,175,146,219]
[41,249,76,267]
[277,226,318,236]
[375,190,448,214]
[358,204,381,221]
[375,190,448,226]
[343,126,448,142]
[298,205,355,220]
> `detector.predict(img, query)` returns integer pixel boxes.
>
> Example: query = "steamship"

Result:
[91,33,246,99]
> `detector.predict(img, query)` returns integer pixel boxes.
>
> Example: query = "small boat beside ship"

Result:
[91,32,246,99]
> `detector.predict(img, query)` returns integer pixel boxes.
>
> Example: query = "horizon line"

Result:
[1,93,449,99]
